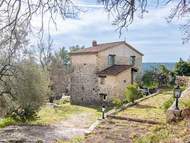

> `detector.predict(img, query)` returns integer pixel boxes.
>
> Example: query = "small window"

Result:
[100,77,105,85]
[108,55,115,65]
[130,56,136,65]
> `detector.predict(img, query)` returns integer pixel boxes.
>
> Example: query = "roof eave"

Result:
[124,43,144,56]
[69,51,98,55]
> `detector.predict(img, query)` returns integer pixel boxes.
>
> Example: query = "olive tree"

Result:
[0,0,78,117]
[4,59,50,121]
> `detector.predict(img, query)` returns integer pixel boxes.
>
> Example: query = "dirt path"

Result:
[0,112,94,143]
[85,118,154,143]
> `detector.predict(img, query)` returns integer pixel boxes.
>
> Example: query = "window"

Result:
[130,56,136,65]
[100,77,105,85]
[108,55,115,65]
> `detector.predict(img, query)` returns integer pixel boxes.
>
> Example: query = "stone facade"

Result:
[98,69,132,103]
[70,41,143,105]
[70,54,101,105]
[97,44,142,72]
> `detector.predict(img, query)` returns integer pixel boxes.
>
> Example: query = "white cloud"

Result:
[31,7,114,35]
[30,1,190,62]
[31,1,186,36]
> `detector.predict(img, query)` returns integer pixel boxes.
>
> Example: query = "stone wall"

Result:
[98,75,117,103]
[70,72,100,105]
[70,54,101,105]
[176,76,190,87]
[115,69,132,99]
[98,69,132,104]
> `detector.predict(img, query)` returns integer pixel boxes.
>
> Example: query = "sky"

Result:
[33,0,190,63]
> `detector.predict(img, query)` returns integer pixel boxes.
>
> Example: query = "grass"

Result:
[0,117,17,128]
[32,101,101,125]
[82,88,190,143]
[118,88,190,143]
[56,136,85,143]
[0,99,101,128]
[133,120,190,143]
[117,89,173,122]
[162,97,175,111]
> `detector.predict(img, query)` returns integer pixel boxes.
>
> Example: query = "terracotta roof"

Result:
[97,65,133,76]
[70,41,143,56]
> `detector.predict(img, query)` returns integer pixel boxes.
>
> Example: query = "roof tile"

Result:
[97,65,133,76]
[70,41,143,56]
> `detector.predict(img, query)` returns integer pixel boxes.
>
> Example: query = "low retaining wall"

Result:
[107,115,163,125]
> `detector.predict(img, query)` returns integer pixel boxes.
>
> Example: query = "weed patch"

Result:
[0,117,17,128]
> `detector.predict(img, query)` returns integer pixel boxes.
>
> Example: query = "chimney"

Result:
[92,40,97,47]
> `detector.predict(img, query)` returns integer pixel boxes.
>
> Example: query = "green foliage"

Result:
[69,45,85,52]
[56,136,84,143]
[0,117,16,128]
[159,65,170,75]
[142,65,174,88]
[7,60,50,122]
[175,58,190,76]
[168,72,176,86]
[112,98,123,108]
[135,73,143,86]
[162,97,175,111]
[9,106,38,122]
[124,84,140,103]
[142,70,159,88]
[54,47,70,65]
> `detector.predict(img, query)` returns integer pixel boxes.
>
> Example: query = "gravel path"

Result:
[0,125,87,142]
[0,113,94,143]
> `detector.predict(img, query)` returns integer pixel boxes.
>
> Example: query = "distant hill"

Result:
[143,63,176,72]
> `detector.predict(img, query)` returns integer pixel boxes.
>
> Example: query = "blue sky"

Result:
[40,0,190,63]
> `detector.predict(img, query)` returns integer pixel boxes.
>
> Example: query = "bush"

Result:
[142,65,174,88]
[162,97,175,111]
[142,70,159,88]
[6,60,50,122]
[112,98,123,108]
[0,117,16,128]
[175,58,190,76]
[124,84,140,103]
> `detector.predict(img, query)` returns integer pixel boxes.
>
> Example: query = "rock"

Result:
[166,109,183,123]
[181,108,190,119]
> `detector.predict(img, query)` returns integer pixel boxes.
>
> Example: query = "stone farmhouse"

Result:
[70,41,143,105]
